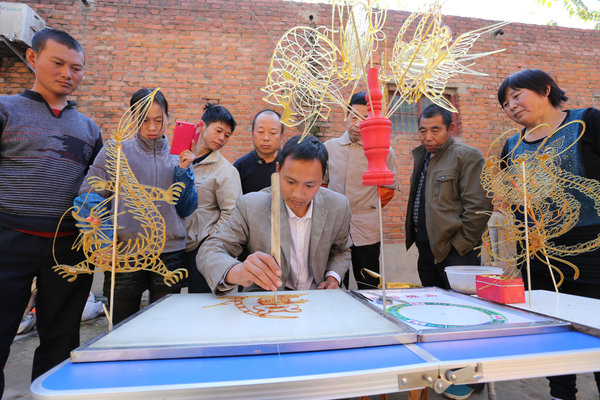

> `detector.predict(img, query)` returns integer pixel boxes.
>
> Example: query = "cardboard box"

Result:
[476,274,525,304]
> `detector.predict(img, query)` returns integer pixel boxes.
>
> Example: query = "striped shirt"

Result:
[0,90,103,232]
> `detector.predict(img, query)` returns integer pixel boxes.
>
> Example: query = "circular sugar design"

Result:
[387,302,508,328]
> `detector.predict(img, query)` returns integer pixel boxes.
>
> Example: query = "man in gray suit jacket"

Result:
[197,135,352,295]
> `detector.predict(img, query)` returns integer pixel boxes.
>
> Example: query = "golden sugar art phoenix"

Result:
[262,0,509,140]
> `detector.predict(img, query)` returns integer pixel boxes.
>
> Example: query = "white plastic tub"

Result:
[444,265,503,294]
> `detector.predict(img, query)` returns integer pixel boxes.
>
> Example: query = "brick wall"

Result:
[1,0,599,243]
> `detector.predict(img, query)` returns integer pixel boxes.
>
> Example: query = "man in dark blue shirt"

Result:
[234,109,284,194]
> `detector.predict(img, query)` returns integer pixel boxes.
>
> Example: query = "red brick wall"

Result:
[2,0,599,243]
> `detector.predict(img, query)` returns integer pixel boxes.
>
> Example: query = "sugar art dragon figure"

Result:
[53,90,188,287]
[480,122,600,287]
[261,0,508,140]
[204,293,309,319]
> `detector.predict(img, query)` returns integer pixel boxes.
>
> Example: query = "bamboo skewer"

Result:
[271,172,281,305]
[520,161,532,309]
[377,187,387,313]
[107,147,122,331]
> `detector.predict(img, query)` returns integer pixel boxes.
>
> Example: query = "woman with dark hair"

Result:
[498,69,600,400]
[78,88,198,324]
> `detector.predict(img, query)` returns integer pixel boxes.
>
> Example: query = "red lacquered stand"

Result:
[359,68,394,187]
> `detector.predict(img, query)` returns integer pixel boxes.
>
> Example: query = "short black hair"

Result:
[346,91,368,117]
[279,135,328,177]
[418,104,454,130]
[497,69,568,108]
[31,28,84,57]
[202,103,236,132]
[130,88,169,116]
[251,109,284,134]
[349,91,367,107]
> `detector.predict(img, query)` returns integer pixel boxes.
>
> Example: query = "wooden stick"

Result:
[271,172,281,305]
[377,187,387,314]
[520,161,532,309]
[348,7,374,117]
[544,251,559,294]
[108,147,122,331]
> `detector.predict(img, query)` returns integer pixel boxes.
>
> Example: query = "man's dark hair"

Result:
[279,135,328,177]
[497,69,568,108]
[251,109,284,135]
[418,104,454,130]
[347,91,368,117]
[349,91,367,107]
[202,103,236,132]
[31,28,84,57]
[130,88,169,116]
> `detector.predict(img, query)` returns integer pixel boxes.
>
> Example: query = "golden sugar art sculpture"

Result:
[53,90,188,286]
[204,293,309,319]
[480,122,600,287]
[388,5,507,114]
[261,0,509,140]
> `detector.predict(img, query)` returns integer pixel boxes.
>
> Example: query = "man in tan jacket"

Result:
[185,104,242,292]
[324,91,396,289]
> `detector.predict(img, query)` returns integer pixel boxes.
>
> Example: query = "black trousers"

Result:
[522,266,600,400]
[0,227,92,397]
[185,246,211,294]
[344,243,381,289]
[103,250,188,325]
[415,237,480,289]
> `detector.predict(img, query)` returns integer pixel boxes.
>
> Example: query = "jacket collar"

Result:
[194,150,221,165]
[252,149,279,165]
[21,89,76,118]
[436,136,455,156]
[340,131,361,145]
[413,136,455,157]
[135,133,169,153]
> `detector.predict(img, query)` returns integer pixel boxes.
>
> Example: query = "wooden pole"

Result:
[377,187,387,313]
[108,147,122,330]
[271,172,281,305]
[520,161,532,308]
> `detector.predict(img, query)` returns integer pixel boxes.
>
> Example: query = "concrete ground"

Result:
[4,244,599,399]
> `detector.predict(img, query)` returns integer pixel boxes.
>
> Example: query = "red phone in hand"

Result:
[170,121,203,155]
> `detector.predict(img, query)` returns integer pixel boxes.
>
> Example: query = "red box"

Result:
[476,274,525,304]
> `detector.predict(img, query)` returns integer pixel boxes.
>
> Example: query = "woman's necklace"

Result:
[523,110,567,142]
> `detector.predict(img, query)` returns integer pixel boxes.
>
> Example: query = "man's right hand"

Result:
[225,251,282,291]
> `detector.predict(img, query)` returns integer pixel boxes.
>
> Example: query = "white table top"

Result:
[510,290,600,333]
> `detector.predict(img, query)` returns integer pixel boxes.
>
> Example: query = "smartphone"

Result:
[170,121,203,155]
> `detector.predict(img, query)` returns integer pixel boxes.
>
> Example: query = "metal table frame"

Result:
[31,330,600,399]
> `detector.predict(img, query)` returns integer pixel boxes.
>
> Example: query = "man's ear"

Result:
[25,48,37,69]
[448,122,456,136]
